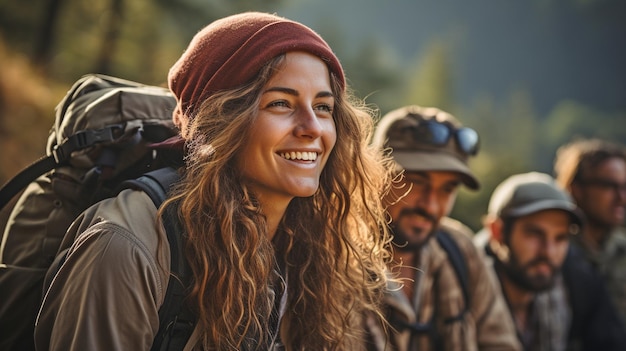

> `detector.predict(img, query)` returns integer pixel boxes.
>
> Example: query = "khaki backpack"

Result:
[0,74,191,350]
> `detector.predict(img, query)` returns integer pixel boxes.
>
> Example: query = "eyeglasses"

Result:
[412,120,480,155]
[579,179,626,194]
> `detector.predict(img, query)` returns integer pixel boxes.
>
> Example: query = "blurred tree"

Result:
[0,38,64,184]
[402,40,455,112]
[0,0,42,55]
[0,0,286,84]
[454,91,626,232]
[34,0,65,74]
[451,89,540,231]
[342,36,404,115]
[0,0,623,231]
[503,89,539,169]
[540,100,626,171]
[0,0,289,187]
[94,0,124,75]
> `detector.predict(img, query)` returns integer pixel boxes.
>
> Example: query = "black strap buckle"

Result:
[52,124,124,163]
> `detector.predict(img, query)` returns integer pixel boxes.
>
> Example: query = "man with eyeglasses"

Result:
[474,171,626,350]
[365,105,521,351]
[553,138,626,324]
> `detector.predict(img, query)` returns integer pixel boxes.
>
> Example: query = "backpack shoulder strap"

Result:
[152,200,196,350]
[118,167,181,207]
[118,167,196,350]
[389,230,471,347]
[436,230,470,320]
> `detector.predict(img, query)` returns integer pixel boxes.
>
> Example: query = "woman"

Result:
[35,12,393,350]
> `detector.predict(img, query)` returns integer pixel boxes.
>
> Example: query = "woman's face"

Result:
[237,51,337,207]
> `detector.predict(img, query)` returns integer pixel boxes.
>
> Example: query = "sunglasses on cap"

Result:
[412,120,480,155]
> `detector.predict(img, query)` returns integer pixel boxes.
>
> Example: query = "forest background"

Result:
[0,0,624,231]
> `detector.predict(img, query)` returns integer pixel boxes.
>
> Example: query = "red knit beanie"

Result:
[168,12,345,123]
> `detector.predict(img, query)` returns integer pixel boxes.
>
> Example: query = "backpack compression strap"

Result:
[0,125,124,211]
[117,167,197,350]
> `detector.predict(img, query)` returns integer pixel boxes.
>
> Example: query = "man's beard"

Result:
[496,252,559,292]
[390,207,438,252]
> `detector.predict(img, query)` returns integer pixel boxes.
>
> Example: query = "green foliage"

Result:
[47,0,194,84]
[0,0,291,186]
[0,0,43,55]
[342,36,405,114]
[452,92,626,231]
[402,41,454,111]
[543,100,626,145]
[450,90,542,230]
[0,0,624,234]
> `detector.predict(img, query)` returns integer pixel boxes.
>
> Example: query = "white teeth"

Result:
[280,151,318,161]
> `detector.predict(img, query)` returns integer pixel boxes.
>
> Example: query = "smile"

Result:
[279,151,318,161]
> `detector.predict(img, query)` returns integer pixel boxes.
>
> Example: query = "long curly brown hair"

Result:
[163,55,393,350]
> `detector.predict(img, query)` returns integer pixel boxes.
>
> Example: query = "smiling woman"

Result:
[34,11,394,351]
[237,52,338,232]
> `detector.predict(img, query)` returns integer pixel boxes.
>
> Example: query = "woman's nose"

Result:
[294,107,322,139]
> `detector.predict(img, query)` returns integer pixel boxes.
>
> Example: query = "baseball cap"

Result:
[371,105,480,190]
[488,172,584,226]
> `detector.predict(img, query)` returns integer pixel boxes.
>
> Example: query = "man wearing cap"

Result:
[474,172,626,350]
[366,105,520,351]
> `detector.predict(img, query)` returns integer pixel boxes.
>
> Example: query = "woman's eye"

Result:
[315,103,333,114]
[267,100,290,108]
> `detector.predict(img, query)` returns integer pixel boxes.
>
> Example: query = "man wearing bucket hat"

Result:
[366,105,521,351]
[474,172,626,350]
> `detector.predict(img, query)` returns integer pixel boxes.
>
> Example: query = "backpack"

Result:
[388,230,469,350]
[0,74,194,351]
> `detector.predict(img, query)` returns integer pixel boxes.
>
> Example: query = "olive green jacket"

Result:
[33,189,192,350]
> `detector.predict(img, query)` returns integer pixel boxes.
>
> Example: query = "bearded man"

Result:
[474,172,626,351]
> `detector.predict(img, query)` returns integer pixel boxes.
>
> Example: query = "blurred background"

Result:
[0,0,624,231]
